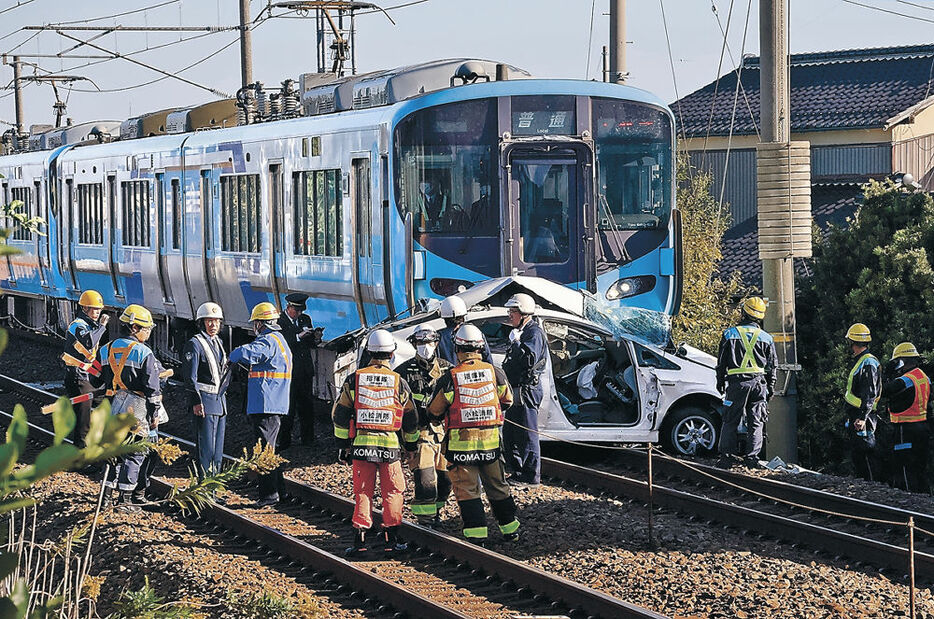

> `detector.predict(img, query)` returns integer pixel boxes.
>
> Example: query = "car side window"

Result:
[634,343,680,370]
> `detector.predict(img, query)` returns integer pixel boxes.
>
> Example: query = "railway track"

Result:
[544,450,934,582]
[0,373,664,619]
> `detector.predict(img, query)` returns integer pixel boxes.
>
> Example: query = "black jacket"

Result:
[277,311,318,382]
[715,319,778,394]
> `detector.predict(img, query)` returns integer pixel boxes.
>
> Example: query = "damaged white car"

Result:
[346,277,724,455]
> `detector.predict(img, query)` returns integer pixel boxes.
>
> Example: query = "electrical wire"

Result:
[897,0,934,11]
[2,29,41,56]
[585,0,596,79]
[0,0,37,17]
[839,0,934,24]
[701,0,736,165]
[48,0,181,26]
[710,0,759,140]
[658,0,687,144]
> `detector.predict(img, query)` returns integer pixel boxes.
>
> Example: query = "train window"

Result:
[292,169,341,257]
[9,186,32,241]
[121,181,151,247]
[77,183,104,245]
[393,98,500,277]
[171,179,181,250]
[220,174,262,253]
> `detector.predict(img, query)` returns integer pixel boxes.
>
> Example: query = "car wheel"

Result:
[662,406,719,456]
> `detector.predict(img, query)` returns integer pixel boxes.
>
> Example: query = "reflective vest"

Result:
[353,365,404,432]
[62,318,98,372]
[446,362,503,430]
[106,339,142,397]
[726,326,766,376]
[889,367,929,424]
[193,333,223,395]
[844,352,880,410]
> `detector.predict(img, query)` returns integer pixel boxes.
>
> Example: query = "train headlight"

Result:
[605,275,656,301]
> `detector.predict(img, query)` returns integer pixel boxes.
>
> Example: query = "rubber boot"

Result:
[382,526,407,554]
[115,491,142,514]
[344,528,367,557]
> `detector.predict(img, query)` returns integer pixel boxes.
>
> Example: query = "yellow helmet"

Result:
[249,301,279,322]
[78,290,104,309]
[892,342,920,359]
[742,297,767,320]
[845,323,871,343]
[119,304,154,329]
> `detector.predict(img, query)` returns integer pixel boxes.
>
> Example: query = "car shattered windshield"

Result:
[582,295,671,348]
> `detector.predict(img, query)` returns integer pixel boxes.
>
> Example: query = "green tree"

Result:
[672,156,751,353]
[797,179,934,470]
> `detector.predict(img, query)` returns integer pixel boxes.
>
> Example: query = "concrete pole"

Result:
[759,0,798,463]
[609,0,627,83]
[238,0,253,90]
[12,56,24,140]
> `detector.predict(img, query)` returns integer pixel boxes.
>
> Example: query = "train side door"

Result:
[62,177,78,292]
[267,163,285,304]
[35,180,49,289]
[106,175,125,300]
[503,143,594,289]
[154,173,175,309]
[351,156,387,326]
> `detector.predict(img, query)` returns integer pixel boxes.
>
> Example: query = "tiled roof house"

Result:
[672,44,934,288]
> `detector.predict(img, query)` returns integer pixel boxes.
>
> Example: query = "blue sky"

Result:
[1,0,932,129]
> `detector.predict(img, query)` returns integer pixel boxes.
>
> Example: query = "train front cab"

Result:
[386,80,680,319]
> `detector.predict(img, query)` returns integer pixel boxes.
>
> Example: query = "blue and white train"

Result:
[0,59,680,387]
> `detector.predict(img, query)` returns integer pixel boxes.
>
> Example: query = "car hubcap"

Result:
[675,417,715,455]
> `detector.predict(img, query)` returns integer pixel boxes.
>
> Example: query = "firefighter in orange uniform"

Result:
[427,324,519,546]
[332,329,419,556]
[882,342,931,493]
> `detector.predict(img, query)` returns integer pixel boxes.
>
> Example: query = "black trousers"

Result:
[279,384,315,448]
[65,376,98,449]
[249,414,283,500]
[888,421,930,493]
[719,377,768,459]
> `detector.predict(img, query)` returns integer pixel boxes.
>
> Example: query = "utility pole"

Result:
[609,0,627,83]
[12,56,24,142]
[238,0,254,90]
[757,0,810,463]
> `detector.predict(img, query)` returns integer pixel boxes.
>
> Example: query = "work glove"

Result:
[716,382,725,395]
[508,329,522,344]
[337,448,352,464]
[99,314,110,327]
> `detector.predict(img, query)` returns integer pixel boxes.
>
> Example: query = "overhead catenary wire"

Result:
[839,0,934,24]
[585,0,596,79]
[0,0,37,17]
[700,0,736,167]
[48,0,182,26]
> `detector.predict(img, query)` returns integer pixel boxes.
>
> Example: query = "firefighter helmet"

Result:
[408,324,440,344]
[892,342,920,359]
[742,297,767,320]
[249,302,279,322]
[453,324,485,350]
[440,296,467,319]
[505,293,536,315]
[196,302,224,321]
[78,290,104,309]
[366,329,397,353]
[119,304,154,329]
[845,323,872,343]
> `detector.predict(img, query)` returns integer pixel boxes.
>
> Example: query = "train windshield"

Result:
[393,99,501,276]
[592,98,672,230]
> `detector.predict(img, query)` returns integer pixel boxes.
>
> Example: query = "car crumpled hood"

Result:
[458,276,586,317]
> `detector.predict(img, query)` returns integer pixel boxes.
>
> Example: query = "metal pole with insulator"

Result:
[609,0,627,83]
[758,0,806,463]
[12,56,24,145]
[238,0,254,90]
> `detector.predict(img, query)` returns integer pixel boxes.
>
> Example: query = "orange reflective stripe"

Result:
[61,353,93,370]
[890,368,929,423]
[248,371,292,379]
[269,332,292,373]
[72,340,96,362]
[108,342,138,393]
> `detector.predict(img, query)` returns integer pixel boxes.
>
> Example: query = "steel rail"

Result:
[543,457,934,580]
[0,373,664,619]
[604,447,934,534]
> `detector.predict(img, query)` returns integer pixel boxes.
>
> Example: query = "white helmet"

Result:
[440,296,467,319]
[453,324,485,350]
[196,302,224,321]
[505,293,536,315]
[366,329,397,353]
[409,324,440,343]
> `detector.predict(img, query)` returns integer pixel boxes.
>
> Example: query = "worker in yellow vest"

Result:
[881,342,930,493]
[62,290,109,449]
[715,297,778,469]
[842,323,882,481]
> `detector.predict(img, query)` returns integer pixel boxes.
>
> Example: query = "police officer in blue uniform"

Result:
[62,290,109,449]
[277,293,322,448]
[716,297,778,469]
[437,295,491,365]
[92,304,164,513]
[502,293,548,486]
[230,302,293,507]
[182,302,230,482]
